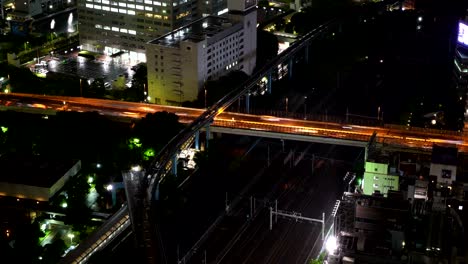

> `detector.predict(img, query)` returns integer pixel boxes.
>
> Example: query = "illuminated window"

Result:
[111,0,118,5]
[94,0,101,2]
[128,10,135,15]
[162,9,166,13]
[104,26,110,30]
[162,2,166,6]
[144,0,152,4]
[127,4,135,8]
[120,28,128,33]
[111,7,118,12]
[119,9,127,13]
[129,30,136,35]
[102,0,109,3]
[145,6,152,11]
[119,2,126,6]
[112,27,119,31]
[154,1,161,5]
[145,13,153,17]
[136,5,144,9]
[86,3,93,7]
[94,5,102,9]
[102,6,110,10]
[95,24,102,28]
[154,14,162,19]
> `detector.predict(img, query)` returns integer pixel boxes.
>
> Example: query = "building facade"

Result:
[362,161,400,196]
[198,0,227,17]
[77,0,199,62]
[146,0,256,105]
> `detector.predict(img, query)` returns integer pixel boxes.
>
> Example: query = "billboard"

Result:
[458,22,468,46]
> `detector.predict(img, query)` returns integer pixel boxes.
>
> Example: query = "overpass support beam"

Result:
[195,130,200,150]
[267,72,272,94]
[206,123,210,149]
[245,93,250,114]
[172,154,178,176]
[288,58,293,79]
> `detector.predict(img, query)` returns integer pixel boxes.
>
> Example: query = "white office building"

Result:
[146,0,257,105]
[77,0,199,62]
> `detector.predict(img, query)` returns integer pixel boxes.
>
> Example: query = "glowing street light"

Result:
[106,184,113,191]
[131,165,142,172]
[67,233,75,244]
[61,202,68,208]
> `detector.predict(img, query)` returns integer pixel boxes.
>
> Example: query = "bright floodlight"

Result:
[131,165,142,172]
[325,235,338,254]
[67,233,75,238]
[61,202,68,208]
[106,184,113,191]
[431,119,436,125]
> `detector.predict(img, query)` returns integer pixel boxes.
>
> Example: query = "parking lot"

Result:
[46,54,134,85]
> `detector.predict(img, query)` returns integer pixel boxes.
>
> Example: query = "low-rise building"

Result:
[0,155,81,201]
[429,145,458,187]
[362,161,400,196]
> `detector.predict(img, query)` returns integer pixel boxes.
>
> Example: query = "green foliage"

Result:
[41,239,67,264]
[63,174,92,233]
[13,220,44,263]
[309,252,326,264]
[88,77,106,98]
[133,111,184,154]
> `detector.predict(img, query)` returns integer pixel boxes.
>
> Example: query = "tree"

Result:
[63,175,92,235]
[88,77,106,98]
[13,220,44,263]
[42,239,67,264]
[200,70,249,107]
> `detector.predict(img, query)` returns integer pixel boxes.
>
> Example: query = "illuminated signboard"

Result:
[458,22,468,46]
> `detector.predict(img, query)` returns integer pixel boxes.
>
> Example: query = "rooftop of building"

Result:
[148,15,240,47]
[0,154,79,188]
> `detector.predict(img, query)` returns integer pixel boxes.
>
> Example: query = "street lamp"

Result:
[67,233,75,244]
[303,96,307,119]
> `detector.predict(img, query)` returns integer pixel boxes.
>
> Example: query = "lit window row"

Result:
[85,1,168,13]
[86,3,137,14]
[95,24,137,35]
[87,0,167,4]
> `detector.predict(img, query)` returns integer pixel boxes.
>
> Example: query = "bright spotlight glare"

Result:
[131,165,142,172]
[326,235,338,254]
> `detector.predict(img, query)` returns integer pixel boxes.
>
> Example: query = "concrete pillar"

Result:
[110,182,124,207]
[206,123,210,149]
[288,58,293,79]
[195,130,200,150]
[267,72,272,94]
[245,93,250,114]
[172,154,178,176]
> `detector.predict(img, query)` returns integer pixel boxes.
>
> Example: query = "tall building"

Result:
[145,0,256,105]
[199,0,227,17]
[77,0,199,62]
[455,18,468,127]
